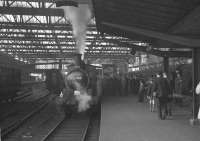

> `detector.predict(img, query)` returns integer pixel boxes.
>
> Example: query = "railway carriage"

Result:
[0,67,21,102]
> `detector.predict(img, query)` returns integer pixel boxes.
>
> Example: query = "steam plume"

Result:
[66,72,92,112]
[74,84,92,112]
[61,4,92,59]
[74,90,92,112]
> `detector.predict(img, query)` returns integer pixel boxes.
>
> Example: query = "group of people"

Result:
[101,70,187,120]
[136,70,187,120]
[147,72,173,120]
[101,74,141,96]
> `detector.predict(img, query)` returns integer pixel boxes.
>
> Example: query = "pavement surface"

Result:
[100,96,200,141]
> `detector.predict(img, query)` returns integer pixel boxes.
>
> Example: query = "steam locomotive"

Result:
[46,54,102,114]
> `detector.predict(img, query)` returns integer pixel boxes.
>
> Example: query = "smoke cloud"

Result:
[73,81,91,112]
[74,89,92,112]
[61,4,92,58]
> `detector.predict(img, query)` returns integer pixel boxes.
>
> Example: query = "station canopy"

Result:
[0,0,197,65]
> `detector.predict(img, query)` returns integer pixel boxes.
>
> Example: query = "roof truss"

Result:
[0,0,192,66]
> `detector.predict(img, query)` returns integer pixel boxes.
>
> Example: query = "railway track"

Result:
[1,94,53,139]
[2,104,100,141]
[42,109,100,141]
[0,89,49,122]
[84,111,100,141]
[43,114,90,141]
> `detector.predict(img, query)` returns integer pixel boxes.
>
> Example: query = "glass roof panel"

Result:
[0,0,148,63]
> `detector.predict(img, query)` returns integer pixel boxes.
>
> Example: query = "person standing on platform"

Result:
[136,78,140,95]
[195,81,200,120]
[124,74,129,96]
[175,71,183,96]
[146,78,155,111]
[163,72,173,119]
[153,72,171,120]
[121,74,127,96]
[130,74,134,95]
[131,76,137,95]
[114,74,121,96]
[108,75,114,96]
[174,71,183,105]
[102,75,108,96]
[138,80,145,102]
[112,75,118,96]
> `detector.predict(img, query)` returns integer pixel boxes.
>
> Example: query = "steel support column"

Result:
[163,57,169,74]
[59,59,62,70]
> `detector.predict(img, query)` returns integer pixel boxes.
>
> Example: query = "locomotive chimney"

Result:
[74,53,81,66]
[73,53,85,69]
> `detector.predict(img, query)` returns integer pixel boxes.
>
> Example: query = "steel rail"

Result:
[42,114,91,141]
[1,95,52,138]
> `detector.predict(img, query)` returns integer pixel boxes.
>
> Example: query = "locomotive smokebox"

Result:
[66,53,88,90]
[65,66,89,91]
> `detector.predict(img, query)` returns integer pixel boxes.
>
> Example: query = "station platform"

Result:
[100,96,200,141]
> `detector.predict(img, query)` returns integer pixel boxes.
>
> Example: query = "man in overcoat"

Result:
[153,72,171,120]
